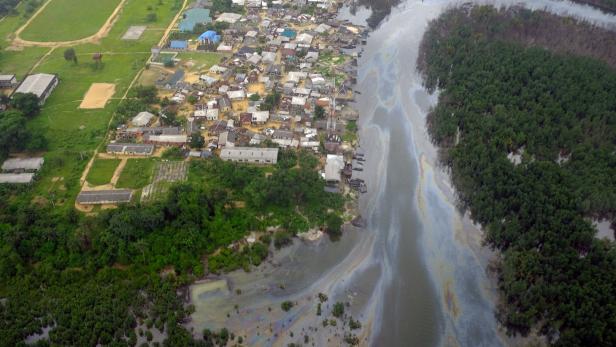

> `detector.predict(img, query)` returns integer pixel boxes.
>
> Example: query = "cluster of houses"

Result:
[108,0,366,192]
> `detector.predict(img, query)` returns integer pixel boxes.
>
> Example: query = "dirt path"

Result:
[110,157,128,186]
[27,46,55,74]
[12,0,128,48]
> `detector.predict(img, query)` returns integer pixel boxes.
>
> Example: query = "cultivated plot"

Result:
[79,83,116,109]
[141,161,187,202]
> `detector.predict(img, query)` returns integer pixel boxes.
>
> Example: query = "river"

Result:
[187,1,616,346]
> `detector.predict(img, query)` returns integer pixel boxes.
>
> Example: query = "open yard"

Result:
[86,159,120,186]
[20,0,123,42]
[177,52,222,72]
[116,158,157,189]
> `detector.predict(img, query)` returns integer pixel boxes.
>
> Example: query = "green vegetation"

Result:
[0,151,343,344]
[332,302,344,318]
[420,6,616,346]
[176,52,222,71]
[116,158,157,189]
[86,159,120,185]
[20,0,122,42]
[161,147,184,160]
[0,0,19,16]
[10,92,40,117]
[281,301,294,312]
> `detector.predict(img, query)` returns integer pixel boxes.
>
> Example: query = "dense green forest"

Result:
[419,6,616,346]
[0,0,19,16]
[0,152,344,346]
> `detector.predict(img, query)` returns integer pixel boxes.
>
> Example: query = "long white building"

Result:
[220,147,278,164]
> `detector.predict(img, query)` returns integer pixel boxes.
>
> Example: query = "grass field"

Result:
[116,158,157,189]
[20,0,123,42]
[86,158,120,185]
[0,0,184,208]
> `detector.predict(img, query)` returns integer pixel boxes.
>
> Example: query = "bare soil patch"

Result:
[79,83,116,109]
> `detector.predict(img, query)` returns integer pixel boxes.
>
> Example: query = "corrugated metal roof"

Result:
[14,74,56,98]
[76,190,133,204]
[0,173,34,184]
[1,158,44,172]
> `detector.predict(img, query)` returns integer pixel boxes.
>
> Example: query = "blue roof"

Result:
[198,30,220,43]
[179,8,212,32]
[281,28,296,39]
[170,40,188,49]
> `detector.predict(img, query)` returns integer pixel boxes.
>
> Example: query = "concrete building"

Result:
[76,190,133,205]
[106,143,155,156]
[220,147,278,164]
[0,74,17,88]
[324,154,344,183]
[13,73,58,105]
[132,111,155,127]
[0,173,35,184]
[2,157,44,173]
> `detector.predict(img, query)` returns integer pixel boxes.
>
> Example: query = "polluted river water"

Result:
[187,1,616,346]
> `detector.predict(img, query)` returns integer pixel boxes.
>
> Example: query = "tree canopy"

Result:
[419,6,616,346]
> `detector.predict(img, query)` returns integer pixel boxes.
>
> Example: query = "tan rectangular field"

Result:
[79,83,116,109]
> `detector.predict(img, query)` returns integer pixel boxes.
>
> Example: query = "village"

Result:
[0,0,368,211]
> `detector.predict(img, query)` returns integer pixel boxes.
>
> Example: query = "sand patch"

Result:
[79,83,116,109]
[247,83,266,95]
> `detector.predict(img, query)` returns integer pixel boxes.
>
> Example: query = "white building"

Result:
[13,73,58,105]
[132,111,155,127]
[324,154,344,182]
[220,147,279,164]
[252,110,270,124]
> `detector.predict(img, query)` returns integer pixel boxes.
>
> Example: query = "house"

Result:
[169,40,188,50]
[132,111,155,127]
[106,143,155,156]
[76,190,133,205]
[324,154,344,183]
[208,120,228,135]
[251,110,270,124]
[249,133,266,145]
[262,51,276,64]
[227,90,246,100]
[240,112,252,126]
[205,108,219,120]
[218,96,232,112]
[0,173,35,184]
[220,147,279,164]
[218,130,236,147]
[217,44,233,53]
[216,12,242,24]
[13,73,58,105]
[0,74,17,88]
[2,157,44,173]
[179,8,212,32]
[158,69,185,90]
[144,134,187,146]
[296,33,314,45]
